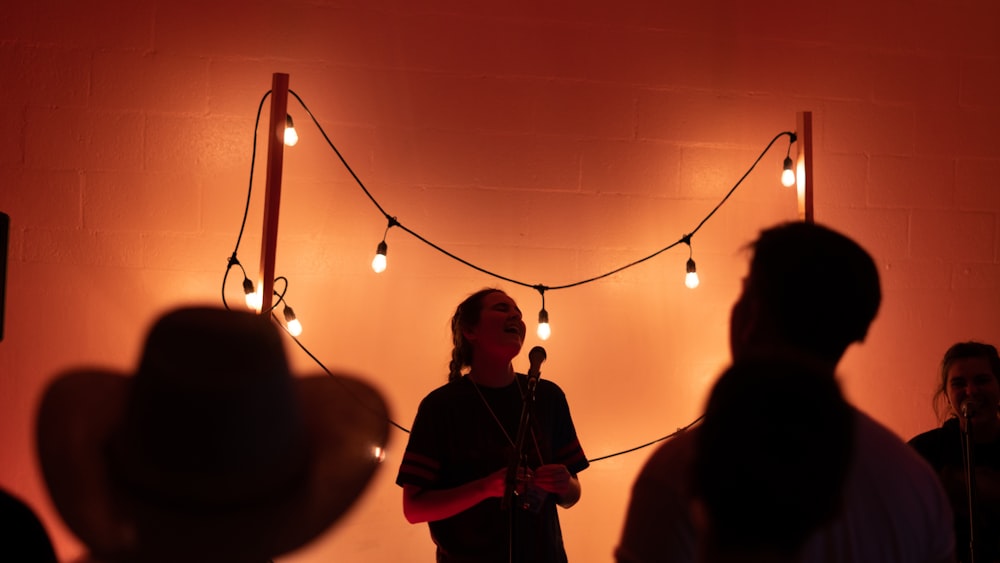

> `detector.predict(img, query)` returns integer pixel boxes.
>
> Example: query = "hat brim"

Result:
[36,368,390,562]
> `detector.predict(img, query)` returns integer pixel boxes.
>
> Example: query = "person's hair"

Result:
[745,221,881,364]
[932,341,1000,421]
[693,357,854,558]
[448,288,504,382]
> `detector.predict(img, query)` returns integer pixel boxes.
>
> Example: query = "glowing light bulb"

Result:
[283,306,302,336]
[372,241,388,273]
[373,445,386,462]
[781,156,795,187]
[537,308,551,340]
[685,258,700,289]
[242,278,258,310]
[246,281,263,311]
[284,115,298,147]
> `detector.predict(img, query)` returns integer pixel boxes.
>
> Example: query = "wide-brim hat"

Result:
[36,306,391,562]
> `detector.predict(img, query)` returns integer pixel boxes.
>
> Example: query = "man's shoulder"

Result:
[617,426,700,563]
[843,408,950,510]
[798,409,956,563]
[634,426,699,485]
[850,409,926,458]
[849,409,935,469]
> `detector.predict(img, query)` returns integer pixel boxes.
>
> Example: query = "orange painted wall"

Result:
[1,1,998,561]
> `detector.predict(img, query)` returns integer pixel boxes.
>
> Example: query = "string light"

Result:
[283,305,302,336]
[242,277,260,310]
[682,235,699,289]
[685,258,699,289]
[372,218,397,273]
[372,241,388,273]
[284,114,299,147]
[781,133,797,187]
[219,87,808,466]
[223,90,802,349]
[781,156,795,187]
[536,287,551,340]
[537,309,551,340]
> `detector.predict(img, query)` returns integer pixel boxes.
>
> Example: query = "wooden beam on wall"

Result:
[796,111,814,223]
[258,72,289,315]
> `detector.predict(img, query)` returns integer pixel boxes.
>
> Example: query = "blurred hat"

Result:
[36,306,390,562]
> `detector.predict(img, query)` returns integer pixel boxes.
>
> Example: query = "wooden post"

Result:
[257,72,289,314]
[796,111,814,223]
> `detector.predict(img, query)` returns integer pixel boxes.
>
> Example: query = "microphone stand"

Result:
[502,375,538,563]
[961,411,976,563]
[502,382,534,511]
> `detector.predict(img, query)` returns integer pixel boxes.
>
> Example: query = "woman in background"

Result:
[910,341,1000,563]
[396,288,589,562]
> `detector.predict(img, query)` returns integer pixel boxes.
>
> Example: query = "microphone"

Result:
[961,399,978,418]
[527,346,547,391]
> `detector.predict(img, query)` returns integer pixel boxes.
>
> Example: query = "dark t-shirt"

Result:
[397,374,589,563]
[909,418,1000,563]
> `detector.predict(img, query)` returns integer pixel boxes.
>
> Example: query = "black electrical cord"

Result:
[221,88,797,459]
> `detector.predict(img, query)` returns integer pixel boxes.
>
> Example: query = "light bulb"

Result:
[685,258,700,289]
[283,306,302,336]
[284,115,299,147]
[242,278,257,310]
[781,156,795,187]
[537,308,551,340]
[372,241,388,273]
[246,281,263,311]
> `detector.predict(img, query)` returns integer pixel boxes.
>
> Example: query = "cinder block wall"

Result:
[1,1,998,561]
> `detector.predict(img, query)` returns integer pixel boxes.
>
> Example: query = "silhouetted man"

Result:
[616,221,955,563]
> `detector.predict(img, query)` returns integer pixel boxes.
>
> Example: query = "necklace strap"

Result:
[467,376,545,463]
[469,377,516,447]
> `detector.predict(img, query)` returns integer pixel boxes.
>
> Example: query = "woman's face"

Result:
[464,291,525,361]
[946,356,1000,424]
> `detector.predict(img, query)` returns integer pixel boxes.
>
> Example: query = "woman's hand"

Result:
[531,464,582,508]
[531,464,573,495]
